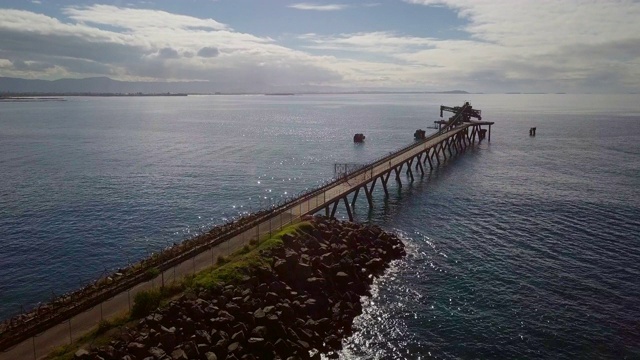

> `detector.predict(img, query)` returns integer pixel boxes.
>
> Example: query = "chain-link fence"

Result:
[1,115,473,360]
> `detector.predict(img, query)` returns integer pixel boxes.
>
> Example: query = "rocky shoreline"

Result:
[75,217,405,359]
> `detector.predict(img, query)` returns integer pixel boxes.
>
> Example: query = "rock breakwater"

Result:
[77,217,405,360]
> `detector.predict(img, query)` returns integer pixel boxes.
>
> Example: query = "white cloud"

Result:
[288,3,349,11]
[1,1,639,92]
[0,9,134,43]
[64,5,229,32]
[300,31,436,53]
[295,0,640,92]
[0,6,342,88]
[398,0,640,91]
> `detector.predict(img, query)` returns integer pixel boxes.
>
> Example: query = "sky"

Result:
[0,0,639,93]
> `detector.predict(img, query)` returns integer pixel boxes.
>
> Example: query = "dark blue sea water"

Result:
[1,94,639,358]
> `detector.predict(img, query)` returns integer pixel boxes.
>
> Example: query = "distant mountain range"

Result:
[0,77,225,94]
[0,76,469,95]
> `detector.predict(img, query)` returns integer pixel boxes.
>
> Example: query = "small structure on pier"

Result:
[353,133,366,143]
[436,102,491,142]
[414,129,426,140]
[335,163,365,177]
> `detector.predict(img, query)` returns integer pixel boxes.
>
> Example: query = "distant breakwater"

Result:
[76,217,406,360]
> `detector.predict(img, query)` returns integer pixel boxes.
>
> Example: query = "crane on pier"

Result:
[441,102,481,123]
[435,102,483,132]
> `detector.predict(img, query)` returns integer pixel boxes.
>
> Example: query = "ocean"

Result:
[1,94,639,358]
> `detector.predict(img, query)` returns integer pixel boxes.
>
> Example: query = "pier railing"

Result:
[0,106,468,353]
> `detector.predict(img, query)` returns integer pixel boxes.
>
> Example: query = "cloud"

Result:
[397,0,640,91]
[63,5,229,32]
[0,6,343,88]
[12,60,54,71]
[157,47,180,59]
[288,3,349,11]
[1,1,639,92]
[197,47,220,58]
[300,31,436,53]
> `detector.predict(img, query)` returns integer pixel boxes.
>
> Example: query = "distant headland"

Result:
[0,93,187,99]
[0,76,470,96]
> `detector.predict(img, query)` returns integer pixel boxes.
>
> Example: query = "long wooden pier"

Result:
[282,101,493,220]
[0,102,492,359]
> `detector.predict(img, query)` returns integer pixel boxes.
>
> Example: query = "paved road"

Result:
[0,214,292,360]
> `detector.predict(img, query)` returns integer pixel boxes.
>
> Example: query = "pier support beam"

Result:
[416,155,425,175]
[381,172,390,196]
[351,187,360,208]
[394,166,403,187]
[363,184,374,208]
[330,201,339,218]
[441,141,448,161]
[343,197,353,221]
[405,159,414,182]
[369,177,378,194]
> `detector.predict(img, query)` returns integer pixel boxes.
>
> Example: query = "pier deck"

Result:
[0,102,493,359]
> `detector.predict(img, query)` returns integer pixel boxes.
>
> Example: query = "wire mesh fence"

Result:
[1,115,472,359]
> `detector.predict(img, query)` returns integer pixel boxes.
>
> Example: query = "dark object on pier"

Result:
[353,133,366,143]
[440,102,482,122]
[479,129,487,140]
[435,102,483,131]
[414,129,426,140]
[529,127,537,136]
[439,102,491,142]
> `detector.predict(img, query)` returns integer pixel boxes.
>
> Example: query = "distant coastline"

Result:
[1,91,470,97]
[0,97,66,102]
[0,92,187,98]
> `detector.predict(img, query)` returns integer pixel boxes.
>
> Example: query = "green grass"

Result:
[190,237,280,289]
[45,220,312,359]
[130,288,162,319]
[189,221,309,289]
[46,314,131,360]
[145,267,160,278]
